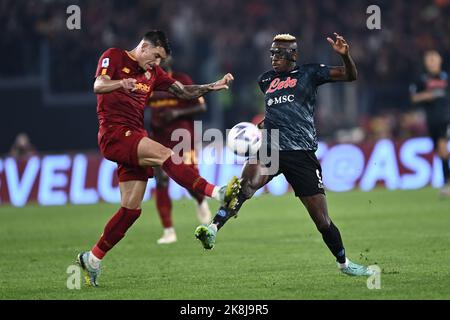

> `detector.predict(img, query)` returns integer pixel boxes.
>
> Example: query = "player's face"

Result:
[424,51,442,74]
[270,41,297,73]
[16,133,30,148]
[139,42,167,70]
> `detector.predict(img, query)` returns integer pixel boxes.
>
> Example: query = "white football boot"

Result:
[157,228,177,244]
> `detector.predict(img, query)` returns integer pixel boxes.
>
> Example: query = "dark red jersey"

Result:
[95,48,176,130]
[148,72,203,148]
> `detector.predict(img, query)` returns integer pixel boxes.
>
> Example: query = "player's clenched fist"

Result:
[121,78,137,91]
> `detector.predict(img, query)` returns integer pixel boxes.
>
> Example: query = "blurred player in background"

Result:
[410,50,450,197]
[148,56,211,244]
[9,132,36,160]
[76,30,239,287]
[195,33,374,276]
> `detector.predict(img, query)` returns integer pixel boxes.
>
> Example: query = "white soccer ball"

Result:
[227,122,262,156]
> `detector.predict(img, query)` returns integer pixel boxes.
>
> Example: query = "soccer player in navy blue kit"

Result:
[195,33,374,276]
[410,50,450,197]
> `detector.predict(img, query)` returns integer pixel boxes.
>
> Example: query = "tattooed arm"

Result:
[168,73,234,99]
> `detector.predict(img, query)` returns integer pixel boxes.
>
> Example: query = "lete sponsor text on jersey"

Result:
[266,77,297,94]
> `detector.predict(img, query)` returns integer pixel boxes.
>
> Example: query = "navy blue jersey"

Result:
[409,71,450,124]
[258,64,333,151]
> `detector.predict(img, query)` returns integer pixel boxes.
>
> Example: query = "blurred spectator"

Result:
[9,133,37,160]
[398,111,428,139]
[1,0,449,142]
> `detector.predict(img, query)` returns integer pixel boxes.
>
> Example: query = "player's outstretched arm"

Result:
[94,75,137,94]
[326,33,357,82]
[168,73,234,99]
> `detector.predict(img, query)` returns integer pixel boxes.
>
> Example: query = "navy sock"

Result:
[442,157,450,184]
[212,192,247,230]
[211,207,232,230]
[320,221,346,264]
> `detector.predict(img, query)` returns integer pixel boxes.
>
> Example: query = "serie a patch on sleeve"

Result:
[102,57,110,68]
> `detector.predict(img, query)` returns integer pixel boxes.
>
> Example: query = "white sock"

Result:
[88,251,102,269]
[209,224,218,232]
[164,227,175,234]
[197,199,210,211]
[337,258,349,269]
[211,186,221,200]
[197,200,211,224]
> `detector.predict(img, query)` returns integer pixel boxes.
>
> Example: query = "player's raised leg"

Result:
[195,161,271,249]
[137,137,240,205]
[77,180,147,286]
[300,194,374,276]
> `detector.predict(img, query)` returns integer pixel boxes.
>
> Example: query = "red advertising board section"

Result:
[0,137,448,207]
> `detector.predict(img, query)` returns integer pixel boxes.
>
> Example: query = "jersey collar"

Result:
[275,65,299,76]
[125,51,137,61]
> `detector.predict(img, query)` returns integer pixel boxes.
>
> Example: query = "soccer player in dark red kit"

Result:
[76,30,240,287]
[148,56,211,244]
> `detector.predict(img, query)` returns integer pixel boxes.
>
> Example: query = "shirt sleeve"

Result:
[257,73,270,93]
[95,48,121,79]
[312,64,333,86]
[154,65,177,91]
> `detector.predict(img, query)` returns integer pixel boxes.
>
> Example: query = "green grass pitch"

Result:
[0,188,449,299]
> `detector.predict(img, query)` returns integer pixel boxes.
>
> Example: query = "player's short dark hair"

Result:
[143,30,171,55]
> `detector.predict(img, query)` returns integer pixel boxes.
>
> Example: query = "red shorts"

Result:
[98,124,154,182]
[151,120,195,150]
[152,135,198,167]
